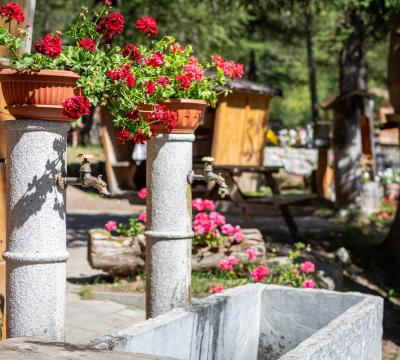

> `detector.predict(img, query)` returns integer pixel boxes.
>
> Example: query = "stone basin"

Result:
[89,284,383,360]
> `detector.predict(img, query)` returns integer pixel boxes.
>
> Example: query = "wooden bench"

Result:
[204,165,316,240]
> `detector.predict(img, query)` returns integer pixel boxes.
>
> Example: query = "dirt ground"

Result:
[67,187,400,359]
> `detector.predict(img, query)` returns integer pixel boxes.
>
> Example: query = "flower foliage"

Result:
[0,2,244,143]
[216,242,317,290]
[192,198,243,247]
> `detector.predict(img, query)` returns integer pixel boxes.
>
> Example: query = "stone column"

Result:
[145,133,194,318]
[3,119,69,340]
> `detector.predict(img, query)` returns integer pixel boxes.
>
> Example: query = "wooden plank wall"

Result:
[211,92,271,166]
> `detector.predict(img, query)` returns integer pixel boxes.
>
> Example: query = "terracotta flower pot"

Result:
[139,98,208,134]
[0,68,80,121]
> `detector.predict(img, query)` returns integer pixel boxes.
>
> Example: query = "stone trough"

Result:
[89,284,383,360]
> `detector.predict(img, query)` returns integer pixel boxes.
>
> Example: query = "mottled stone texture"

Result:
[90,284,383,360]
[145,134,194,318]
[4,120,69,340]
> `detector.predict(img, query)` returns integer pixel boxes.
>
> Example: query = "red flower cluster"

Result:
[62,95,91,120]
[150,104,178,131]
[183,63,204,81]
[34,34,62,58]
[79,38,96,52]
[127,109,140,121]
[176,74,192,90]
[0,2,25,23]
[135,17,158,37]
[107,64,135,88]
[170,42,184,54]
[144,51,164,67]
[132,129,152,144]
[212,55,244,79]
[157,76,169,87]
[116,129,132,144]
[122,44,142,63]
[145,81,156,95]
[96,12,124,41]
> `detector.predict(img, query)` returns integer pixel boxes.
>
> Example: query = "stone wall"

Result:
[89,284,383,360]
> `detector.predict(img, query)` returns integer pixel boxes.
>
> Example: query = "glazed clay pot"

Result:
[0,68,80,121]
[139,98,208,134]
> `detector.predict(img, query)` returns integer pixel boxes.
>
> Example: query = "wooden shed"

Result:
[102,79,281,196]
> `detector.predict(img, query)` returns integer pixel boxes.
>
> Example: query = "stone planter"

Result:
[0,68,79,120]
[88,228,266,276]
[139,99,207,133]
[89,284,383,360]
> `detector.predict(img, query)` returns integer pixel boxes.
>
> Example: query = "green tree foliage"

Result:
[31,0,400,126]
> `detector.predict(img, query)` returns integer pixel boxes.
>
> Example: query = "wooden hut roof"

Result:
[218,78,282,97]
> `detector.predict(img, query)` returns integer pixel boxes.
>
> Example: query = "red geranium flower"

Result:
[122,43,142,63]
[212,55,224,68]
[79,38,96,52]
[62,96,91,120]
[157,76,169,87]
[34,34,62,58]
[150,104,178,131]
[135,17,158,37]
[96,12,124,41]
[183,63,204,81]
[133,129,153,144]
[127,109,140,121]
[116,129,132,144]
[107,64,135,88]
[145,81,156,95]
[0,2,25,23]
[176,74,192,90]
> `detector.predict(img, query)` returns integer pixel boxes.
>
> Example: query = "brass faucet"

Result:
[57,154,110,196]
[188,156,228,198]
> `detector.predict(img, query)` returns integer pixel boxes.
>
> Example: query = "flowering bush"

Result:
[212,242,317,291]
[104,212,146,237]
[0,2,244,144]
[192,198,243,247]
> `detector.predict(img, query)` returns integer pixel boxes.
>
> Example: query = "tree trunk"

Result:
[383,27,400,251]
[333,8,366,207]
[305,11,319,124]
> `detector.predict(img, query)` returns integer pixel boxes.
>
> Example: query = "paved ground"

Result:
[65,186,146,344]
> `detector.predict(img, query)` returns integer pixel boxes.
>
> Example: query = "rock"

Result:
[335,246,351,265]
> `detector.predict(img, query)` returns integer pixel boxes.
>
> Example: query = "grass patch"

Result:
[79,286,93,300]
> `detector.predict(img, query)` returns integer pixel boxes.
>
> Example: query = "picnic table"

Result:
[199,165,316,239]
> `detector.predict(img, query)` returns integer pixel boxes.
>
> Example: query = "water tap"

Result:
[188,156,228,198]
[57,154,110,196]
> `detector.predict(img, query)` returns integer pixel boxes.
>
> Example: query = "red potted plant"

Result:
[0,2,244,134]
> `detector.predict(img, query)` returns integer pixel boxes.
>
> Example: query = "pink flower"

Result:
[105,220,117,232]
[218,256,239,272]
[193,212,218,234]
[233,225,244,243]
[300,261,315,274]
[210,285,224,294]
[221,223,234,236]
[246,248,257,262]
[192,198,216,211]
[138,187,147,199]
[138,211,147,223]
[209,211,226,226]
[250,264,270,282]
[302,279,316,289]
